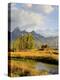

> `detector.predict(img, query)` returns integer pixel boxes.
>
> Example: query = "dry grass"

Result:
[8,49,58,77]
[8,60,48,77]
[9,49,58,61]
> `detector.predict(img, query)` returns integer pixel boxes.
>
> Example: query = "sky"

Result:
[10,3,58,37]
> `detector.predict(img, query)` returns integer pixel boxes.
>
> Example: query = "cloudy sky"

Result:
[10,3,58,37]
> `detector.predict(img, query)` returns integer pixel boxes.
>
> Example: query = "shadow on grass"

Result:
[8,56,58,65]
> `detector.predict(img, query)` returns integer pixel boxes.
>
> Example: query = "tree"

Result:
[11,33,35,51]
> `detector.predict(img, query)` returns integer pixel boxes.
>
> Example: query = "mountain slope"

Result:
[46,36,58,48]
[9,27,58,49]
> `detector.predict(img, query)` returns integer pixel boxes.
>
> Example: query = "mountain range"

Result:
[8,27,58,49]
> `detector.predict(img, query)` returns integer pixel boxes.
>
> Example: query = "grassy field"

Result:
[8,49,58,77]
[8,59,48,77]
[9,49,58,63]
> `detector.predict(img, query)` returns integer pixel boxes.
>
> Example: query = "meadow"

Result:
[8,49,58,77]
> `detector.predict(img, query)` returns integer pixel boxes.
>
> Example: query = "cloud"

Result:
[10,3,58,37]
[26,4,32,8]
[22,4,55,14]
[11,6,45,32]
[41,5,54,14]
[37,26,58,37]
[11,3,17,10]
